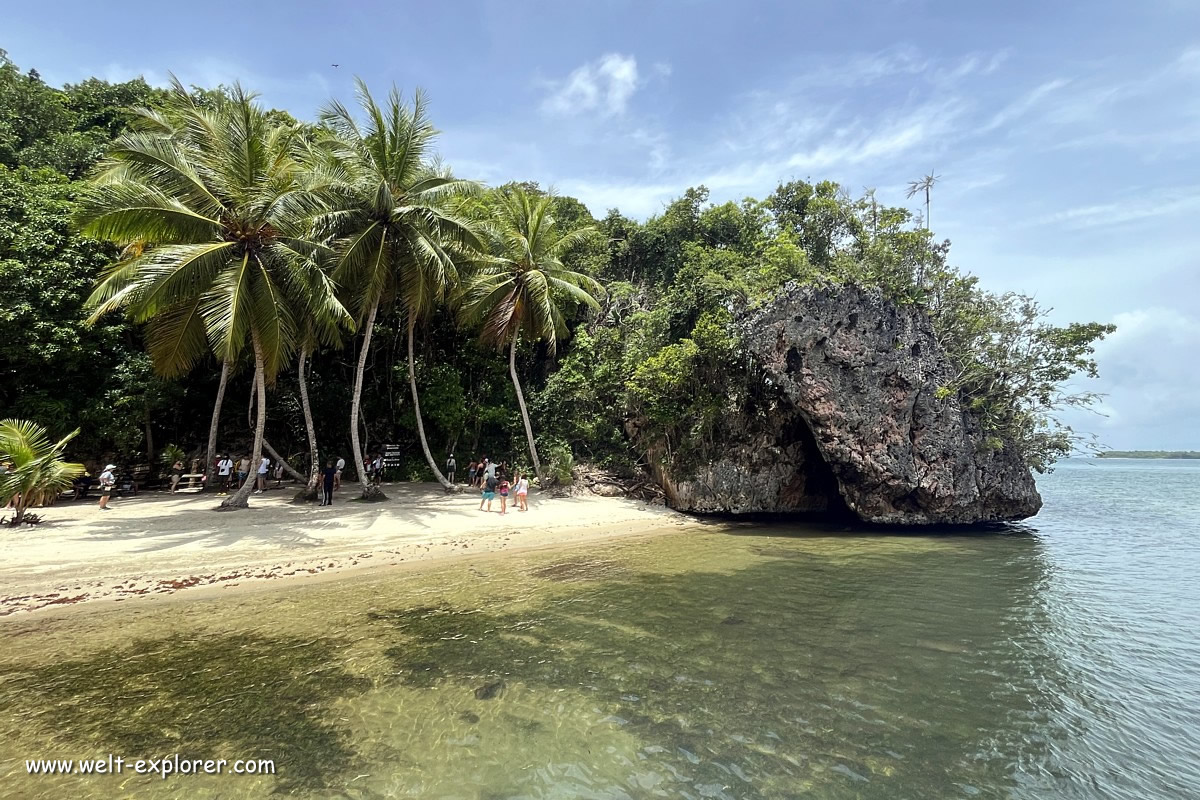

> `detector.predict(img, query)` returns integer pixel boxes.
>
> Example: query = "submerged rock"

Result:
[659,284,1042,524]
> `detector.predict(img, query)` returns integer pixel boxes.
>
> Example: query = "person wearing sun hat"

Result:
[98,464,117,510]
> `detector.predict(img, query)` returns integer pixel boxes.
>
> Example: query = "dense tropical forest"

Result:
[0,49,1116,508]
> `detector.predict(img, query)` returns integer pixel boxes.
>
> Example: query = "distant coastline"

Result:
[1097,451,1200,459]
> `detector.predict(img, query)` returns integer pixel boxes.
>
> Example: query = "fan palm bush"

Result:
[0,419,84,525]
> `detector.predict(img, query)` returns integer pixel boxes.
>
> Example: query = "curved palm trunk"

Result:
[509,335,544,486]
[263,440,306,482]
[408,316,454,490]
[349,299,384,499]
[297,347,320,498]
[204,360,230,489]
[220,336,266,510]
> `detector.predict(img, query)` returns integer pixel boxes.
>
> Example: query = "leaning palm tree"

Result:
[460,188,604,485]
[293,248,352,498]
[0,419,85,526]
[317,81,480,497]
[80,82,337,509]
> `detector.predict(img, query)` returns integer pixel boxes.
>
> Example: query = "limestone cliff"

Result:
[657,284,1042,524]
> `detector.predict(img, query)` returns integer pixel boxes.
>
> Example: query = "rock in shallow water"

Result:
[661,284,1042,525]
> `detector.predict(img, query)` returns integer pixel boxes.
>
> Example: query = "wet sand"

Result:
[0,482,691,616]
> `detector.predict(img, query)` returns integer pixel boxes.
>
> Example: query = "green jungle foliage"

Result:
[0,49,1113,488]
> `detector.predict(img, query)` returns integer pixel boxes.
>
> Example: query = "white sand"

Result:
[0,482,692,616]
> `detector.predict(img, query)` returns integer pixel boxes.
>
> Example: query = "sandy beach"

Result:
[0,482,692,616]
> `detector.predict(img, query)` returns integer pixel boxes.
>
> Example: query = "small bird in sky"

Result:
[331,64,339,68]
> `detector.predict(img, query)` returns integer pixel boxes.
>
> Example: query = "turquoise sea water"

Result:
[0,458,1197,798]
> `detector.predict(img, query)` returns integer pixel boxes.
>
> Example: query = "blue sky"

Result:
[6,0,1198,449]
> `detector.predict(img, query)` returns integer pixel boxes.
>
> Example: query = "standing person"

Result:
[320,460,336,506]
[514,472,529,512]
[371,454,383,485]
[273,459,285,487]
[255,454,270,493]
[479,470,498,512]
[170,459,184,493]
[467,460,478,487]
[237,455,250,489]
[445,453,457,484]
[98,464,116,511]
[484,458,498,482]
[498,474,510,515]
[217,454,233,494]
[335,456,345,490]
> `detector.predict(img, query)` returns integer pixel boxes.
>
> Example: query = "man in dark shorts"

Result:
[98,464,116,510]
[479,472,498,512]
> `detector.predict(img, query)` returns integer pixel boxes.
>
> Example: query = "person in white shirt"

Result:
[217,454,234,493]
[371,455,383,485]
[98,464,116,510]
[255,455,270,493]
[335,457,345,490]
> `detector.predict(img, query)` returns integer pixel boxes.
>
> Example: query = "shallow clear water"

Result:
[0,458,1198,799]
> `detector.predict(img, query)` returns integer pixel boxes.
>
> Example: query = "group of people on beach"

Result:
[465,456,529,515]
[211,454,281,495]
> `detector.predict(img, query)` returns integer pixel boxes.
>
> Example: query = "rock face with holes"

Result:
[662,283,1042,524]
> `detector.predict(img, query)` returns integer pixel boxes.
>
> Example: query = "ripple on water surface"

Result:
[0,458,1198,799]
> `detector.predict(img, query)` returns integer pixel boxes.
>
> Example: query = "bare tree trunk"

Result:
[204,360,230,489]
[509,335,544,485]
[220,336,266,510]
[297,347,320,497]
[143,408,154,469]
[262,440,305,482]
[350,298,384,499]
[408,316,454,490]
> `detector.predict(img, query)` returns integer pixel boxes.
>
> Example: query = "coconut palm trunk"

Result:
[349,298,382,499]
[407,316,454,490]
[204,360,230,488]
[262,440,307,482]
[220,337,267,510]
[509,335,544,485]
[297,347,320,497]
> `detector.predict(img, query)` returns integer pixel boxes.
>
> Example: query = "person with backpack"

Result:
[445,453,456,484]
[217,454,234,493]
[98,464,116,511]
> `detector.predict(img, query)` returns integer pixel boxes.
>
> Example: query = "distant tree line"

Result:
[1098,451,1200,459]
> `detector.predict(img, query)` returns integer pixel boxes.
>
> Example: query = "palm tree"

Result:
[0,419,84,526]
[80,82,339,509]
[460,188,604,485]
[317,81,480,497]
[294,250,352,498]
[905,171,940,231]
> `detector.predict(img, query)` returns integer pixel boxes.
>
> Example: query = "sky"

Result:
[5,0,1198,450]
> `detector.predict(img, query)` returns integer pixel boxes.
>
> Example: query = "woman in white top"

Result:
[514,473,529,512]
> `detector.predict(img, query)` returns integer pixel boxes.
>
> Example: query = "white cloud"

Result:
[1035,186,1200,229]
[542,53,641,117]
[980,77,1071,133]
[1060,308,1200,449]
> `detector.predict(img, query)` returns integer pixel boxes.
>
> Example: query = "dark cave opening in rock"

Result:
[772,409,856,521]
